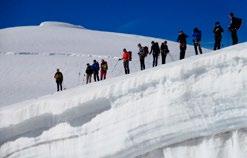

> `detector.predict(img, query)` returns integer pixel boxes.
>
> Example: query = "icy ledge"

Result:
[1,43,247,158]
[138,129,247,158]
[39,21,86,29]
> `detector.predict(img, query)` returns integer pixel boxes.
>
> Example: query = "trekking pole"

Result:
[82,73,86,84]
[111,59,120,74]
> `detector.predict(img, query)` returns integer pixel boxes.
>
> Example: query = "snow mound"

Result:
[39,21,85,29]
[1,43,247,158]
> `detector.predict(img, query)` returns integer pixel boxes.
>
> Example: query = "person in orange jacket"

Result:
[119,48,130,74]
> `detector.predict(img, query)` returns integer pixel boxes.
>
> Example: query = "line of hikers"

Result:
[85,59,108,84]
[175,12,242,60]
[54,59,108,91]
[213,12,242,50]
[117,41,170,76]
[54,12,243,91]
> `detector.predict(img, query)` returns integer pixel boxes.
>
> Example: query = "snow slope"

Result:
[1,43,247,158]
[0,22,207,106]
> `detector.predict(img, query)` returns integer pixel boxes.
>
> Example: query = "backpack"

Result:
[128,51,132,61]
[234,17,242,30]
[143,46,149,56]
[58,73,62,79]
[101,62,108,71]
[55,72,63,80]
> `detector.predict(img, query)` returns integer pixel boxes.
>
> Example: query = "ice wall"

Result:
[139,129,247,158]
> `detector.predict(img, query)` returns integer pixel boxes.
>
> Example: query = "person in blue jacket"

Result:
[92,59,100,82]
[192,27,203,55]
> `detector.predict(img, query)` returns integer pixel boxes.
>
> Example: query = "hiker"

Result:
[160,41,170,64]
[119,48,130,74]
[213,22,224,50]
[228,12,242,45]
[177,31,188,60]
[100,59,108,80]
[54,69,63,91]
[85,63,93,84]
[92,59,100,82]
[150,41,160,67]
[192,27,203,55]
[137,43,148,70]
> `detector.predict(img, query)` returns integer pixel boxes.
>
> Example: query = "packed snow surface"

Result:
[0,43,247,158]
[0,22,207,106]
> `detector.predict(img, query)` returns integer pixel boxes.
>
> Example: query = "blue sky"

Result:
[1,0,246,48]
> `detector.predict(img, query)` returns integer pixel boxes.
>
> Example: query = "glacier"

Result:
[1,43,247,158]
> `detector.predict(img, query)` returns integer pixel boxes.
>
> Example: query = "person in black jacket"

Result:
[213,22,224,50]
[54,69,63,91]
[160,41,169,64]
[228,12,241,45]
[149,41,160,67]
[85,63,93,84]
[137,43,149,70]
[177,31,188,60]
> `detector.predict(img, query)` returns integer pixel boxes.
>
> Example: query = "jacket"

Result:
[213,25,224,38]
[192,30,202,42]
[92,62,100,72]
[122,51,130,61]
[86,66,93,75]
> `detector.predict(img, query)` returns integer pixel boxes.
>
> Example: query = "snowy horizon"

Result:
[0,22,210,106]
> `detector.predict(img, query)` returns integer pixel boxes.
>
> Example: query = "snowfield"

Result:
[1,38,247,158]
[0,22,206,106]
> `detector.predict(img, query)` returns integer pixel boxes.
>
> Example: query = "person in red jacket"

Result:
[119,48,130,74]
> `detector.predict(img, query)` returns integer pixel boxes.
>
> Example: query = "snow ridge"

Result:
[1,43,247,158]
